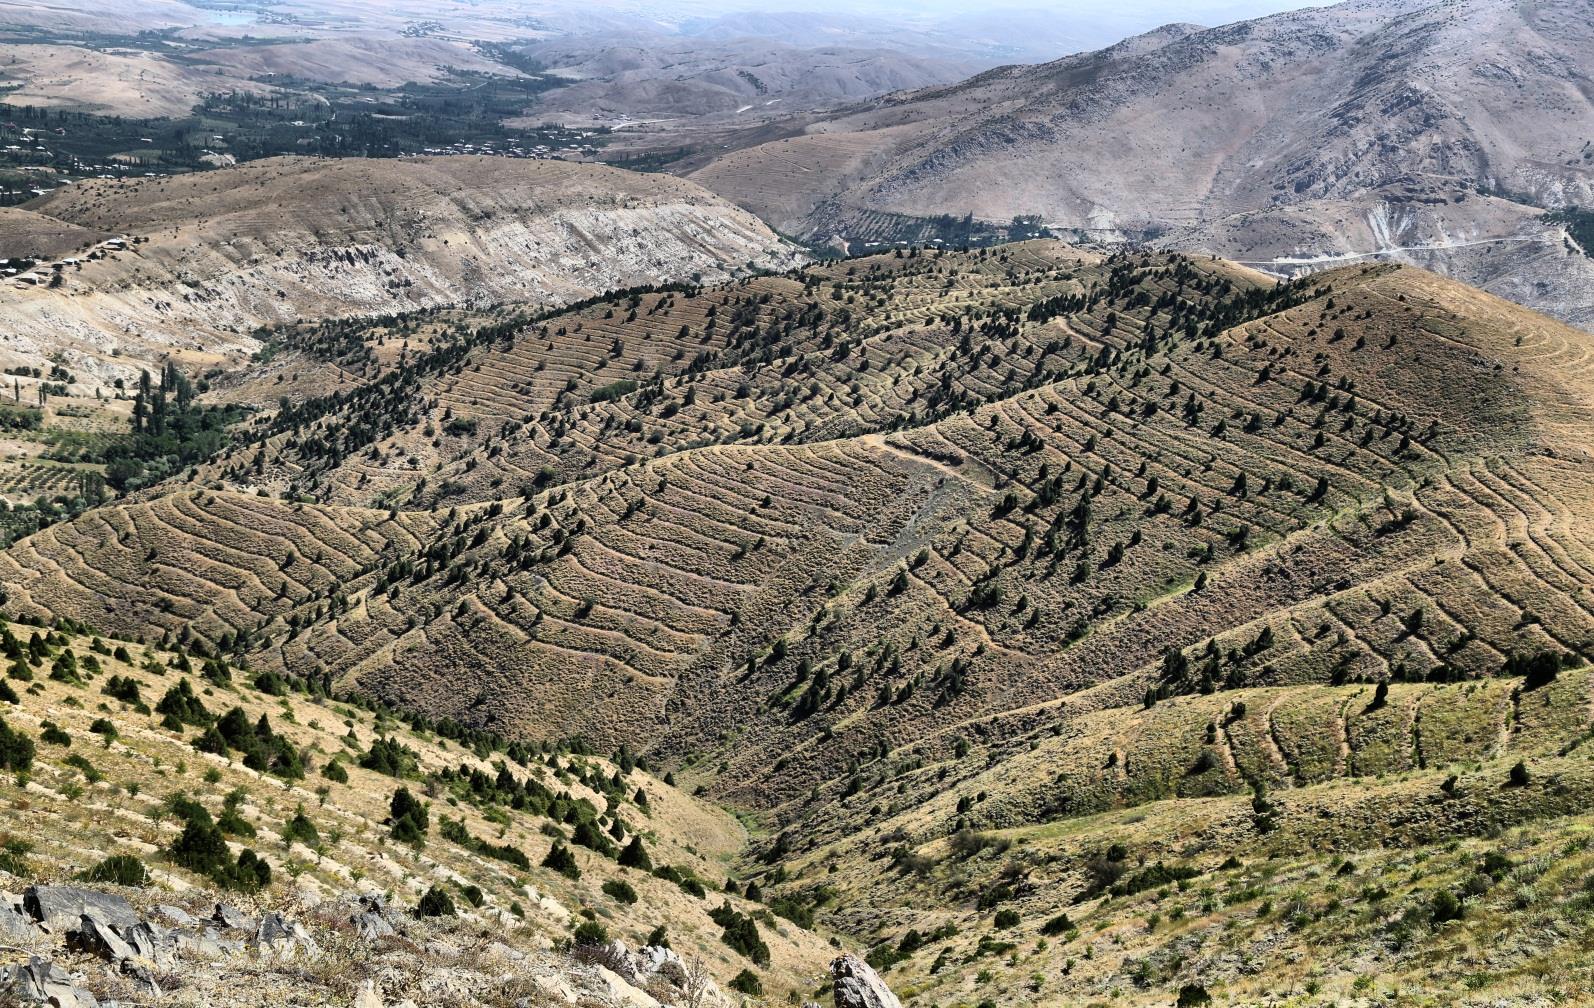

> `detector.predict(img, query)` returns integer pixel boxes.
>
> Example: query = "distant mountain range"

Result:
[509,35,978,122]
[687,0,1594,327]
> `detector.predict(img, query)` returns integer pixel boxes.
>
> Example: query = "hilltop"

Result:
[685,0,1594,329]
[0,156,801,388]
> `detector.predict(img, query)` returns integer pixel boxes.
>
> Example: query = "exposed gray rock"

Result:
[174,926,243,958]
[0,956,100,1008]
[23,886,137,931]
[0,903,36,940]
[256,911,290,946]
[211,903,254,931]
[832,953,902,1008]
[291,920,319,957]
[252,911,317,959]
[352,910,396,941]
[155,904,197,927]
[71,912,138,964]
[597,939,643,984]
[118,921,174,966]
[635,944,689,988]
[120,962,162,998]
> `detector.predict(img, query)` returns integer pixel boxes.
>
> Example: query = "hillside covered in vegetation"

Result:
[2,238,1593,1005]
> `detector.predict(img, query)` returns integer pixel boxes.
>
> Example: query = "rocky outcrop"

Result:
[23,886,138,932]
[2,156,804,385]
[0,957,101,1008]
[0,879,764,1007]
[831,954,902,1008]
[572,938,728,1008]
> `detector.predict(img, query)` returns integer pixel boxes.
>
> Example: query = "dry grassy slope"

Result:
[189,35,519,89]
[771,672,1594,1006]
[667,256,1594,805]
[0,206,112,261]
[2,245,1592,785]
[0,43,267,118]
[193,241,1114,507]
[687,0,1594,327]
[0,620,833,1001]
[512,37,974,121]
[3,242,1594,1005]
[0,156,801,387]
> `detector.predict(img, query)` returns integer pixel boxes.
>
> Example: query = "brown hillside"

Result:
[0,156,800,389]
[2,246,1589,777]
[2,240,1593,1005]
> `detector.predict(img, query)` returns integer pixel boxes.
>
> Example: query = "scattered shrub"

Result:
[0,716,34,771]
[80,855,150,887]
[543,842,581,879]
[602,879,638,905]
[729,970,764,995]
[417,886,455,917]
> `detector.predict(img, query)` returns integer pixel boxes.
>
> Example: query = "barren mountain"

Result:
[0,156,800,386]
[0,43,268,118]
[689,0,1594,327]
[0,206,110,260]
[188,34,522,89]
[509,36,976,123]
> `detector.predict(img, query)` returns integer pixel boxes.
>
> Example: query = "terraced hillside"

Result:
[0,156,800,390]
[2,240,1593,1004]
[5,244,1592,747]
[767,665,1594,1005]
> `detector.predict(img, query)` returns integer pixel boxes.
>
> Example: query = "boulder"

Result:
[597,939,643,984]
[531,972,581,1003]
[121,962,162,998]
[831,954,902,1008]
[155,904,198,927]
[351,910,396,941]
[174,926,243,958]
[291,920,319,957]
[0,956,100,1008]
[590,965,663,1008]
[23,886,137,932]
[118,921,175,966]
[253,911,317,959]
[0,903,36,940]
[212,903,254,931]
[70,913,138,964]
[255,911,290,949]
[636,945,689,989]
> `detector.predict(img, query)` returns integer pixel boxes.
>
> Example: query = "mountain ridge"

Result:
[686,0,1594,328]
